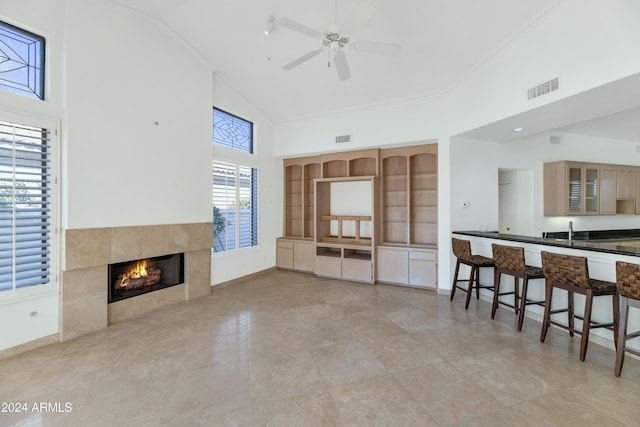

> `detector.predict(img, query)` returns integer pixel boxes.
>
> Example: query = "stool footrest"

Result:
[623,346,640,357]
[626,330,640,340]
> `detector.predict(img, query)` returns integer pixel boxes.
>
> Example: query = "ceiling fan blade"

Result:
[283,49,323,70]
[352,40,402,56]
[277,17,323,38]
[333,50,351,81]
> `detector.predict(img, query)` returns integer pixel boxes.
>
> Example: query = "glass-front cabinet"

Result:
[584,167,599,214]
[544,161,600,216]
[567,163,599,215]
[566,163,600,215]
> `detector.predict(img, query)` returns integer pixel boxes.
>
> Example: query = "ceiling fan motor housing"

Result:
[324,32,350,51]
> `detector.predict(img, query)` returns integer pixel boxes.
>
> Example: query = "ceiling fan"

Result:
[274,1,402,81]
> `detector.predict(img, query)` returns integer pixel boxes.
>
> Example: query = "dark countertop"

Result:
[452,231,640,257]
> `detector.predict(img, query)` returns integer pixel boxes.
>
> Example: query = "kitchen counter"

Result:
[450,230,640,354]
[452,231,640,257]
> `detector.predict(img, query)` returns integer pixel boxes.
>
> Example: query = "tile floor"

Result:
[2,269,640,426]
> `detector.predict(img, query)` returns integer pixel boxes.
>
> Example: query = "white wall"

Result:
[63,0,213,229]
[274,94,450,157]
[211,75,281,285]
[450,137,500,231]
[448,0,640,136]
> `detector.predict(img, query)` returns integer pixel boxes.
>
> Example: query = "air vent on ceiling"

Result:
[528,77,559,100]
[335,134,351,144]
[549,135,562,145]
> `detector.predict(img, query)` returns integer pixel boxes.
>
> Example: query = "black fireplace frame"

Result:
[108,253,184,303]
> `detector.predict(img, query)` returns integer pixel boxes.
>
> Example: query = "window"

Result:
[212,107,258,253]
[0,119,54,293]
[213,107,253,154]
[0,20,45,100]
[212,161,258,253]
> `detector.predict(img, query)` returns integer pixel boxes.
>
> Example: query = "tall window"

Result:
[212,108,258,252]
[0,119,54,293]
[0,20,45,100]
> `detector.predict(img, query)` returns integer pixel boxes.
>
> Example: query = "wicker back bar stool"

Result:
[540,251,619,361]
[491,244,545,331]
[614,261,640,376]
[450,238,495,310]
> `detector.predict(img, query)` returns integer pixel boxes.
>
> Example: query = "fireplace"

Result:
[108,253,184,303]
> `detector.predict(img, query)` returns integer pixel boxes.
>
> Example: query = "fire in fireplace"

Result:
[108,253,184,303]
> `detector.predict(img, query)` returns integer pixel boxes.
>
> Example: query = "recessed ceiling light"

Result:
[512,127,525,133]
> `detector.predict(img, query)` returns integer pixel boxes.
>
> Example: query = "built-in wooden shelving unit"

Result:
[278,144,438,288]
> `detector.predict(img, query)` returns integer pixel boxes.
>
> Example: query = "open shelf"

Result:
[344,248,372,261]
[283,158,321,239]
[379,147,437,246]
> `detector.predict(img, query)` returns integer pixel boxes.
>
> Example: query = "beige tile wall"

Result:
[61,223,213,341]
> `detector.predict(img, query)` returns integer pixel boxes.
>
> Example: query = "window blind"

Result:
[0,120,51,292]
[212,161,258,253]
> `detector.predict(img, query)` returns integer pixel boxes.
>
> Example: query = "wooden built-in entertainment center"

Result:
[277,143,437,288]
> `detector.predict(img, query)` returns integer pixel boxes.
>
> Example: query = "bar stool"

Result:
[491,243,545,331]
[540,251,619,361]
[614,261,640,377]
[450,238,495,310]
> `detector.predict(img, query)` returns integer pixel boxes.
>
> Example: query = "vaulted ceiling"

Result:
[109,0,565,123]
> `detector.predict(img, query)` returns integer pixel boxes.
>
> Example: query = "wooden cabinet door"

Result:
[600,166,617,215]
[583,166,599,215]
[276,240,294,269]
[376,247,409,284]
[408,249,437,288]
[617,167,637,199]
[293,241,315,272]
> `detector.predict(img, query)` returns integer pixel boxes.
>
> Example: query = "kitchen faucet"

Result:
[569,221,573,243]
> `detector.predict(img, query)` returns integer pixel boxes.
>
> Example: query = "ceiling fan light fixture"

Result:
[264,16,275,36]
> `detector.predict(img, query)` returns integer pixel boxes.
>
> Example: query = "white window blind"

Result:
[0,120,52,292]
[212,161,258,253]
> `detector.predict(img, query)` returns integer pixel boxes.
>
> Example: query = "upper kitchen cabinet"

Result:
[617,166,637,214]
[545,161,640,216]
[617,167,637,199]
[544,161,600,216]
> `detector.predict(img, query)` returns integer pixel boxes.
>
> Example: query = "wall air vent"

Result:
[549,135,562,145]
[335,134,351,144]
[527,77,559,100]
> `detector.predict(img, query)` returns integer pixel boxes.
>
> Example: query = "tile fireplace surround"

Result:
[62,223,212,342]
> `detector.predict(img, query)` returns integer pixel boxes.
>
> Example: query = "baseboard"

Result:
[0,333,59,360]
[211,267,277,290]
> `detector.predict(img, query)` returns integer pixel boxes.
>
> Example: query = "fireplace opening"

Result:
[108,253,184,303]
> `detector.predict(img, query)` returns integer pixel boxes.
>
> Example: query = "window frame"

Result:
[0,109,59,301]
[212,107,254,154]
[0,19,46,101]
[212,107,258,255]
